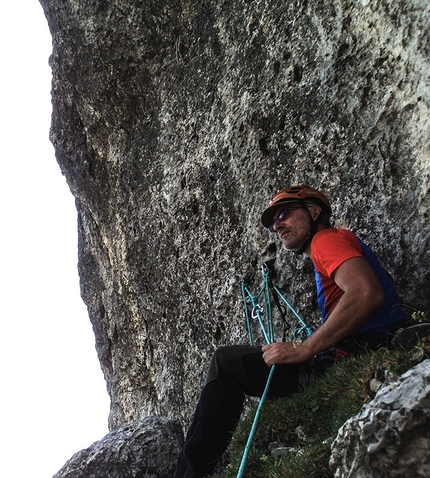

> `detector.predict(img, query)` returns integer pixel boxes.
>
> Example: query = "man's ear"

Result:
[309,205,322,221]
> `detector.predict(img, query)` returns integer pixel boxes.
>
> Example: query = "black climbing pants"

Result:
[173,345,299,478]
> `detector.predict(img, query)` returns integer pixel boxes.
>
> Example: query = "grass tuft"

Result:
[210,344,429,478]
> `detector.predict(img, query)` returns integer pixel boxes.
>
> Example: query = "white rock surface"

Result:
[330,359,430,478]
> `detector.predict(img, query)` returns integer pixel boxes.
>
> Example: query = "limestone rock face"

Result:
[39,0,430,431]
[53,417,183,478]
[330,359,430,478]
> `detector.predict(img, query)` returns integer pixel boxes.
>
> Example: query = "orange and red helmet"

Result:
[261,185,331,229]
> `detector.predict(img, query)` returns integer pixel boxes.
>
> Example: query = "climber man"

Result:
[173,185,406,478]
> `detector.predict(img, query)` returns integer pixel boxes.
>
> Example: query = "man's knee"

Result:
[206,345,259,383]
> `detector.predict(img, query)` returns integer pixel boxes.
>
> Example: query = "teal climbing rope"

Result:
[237,263,313,478]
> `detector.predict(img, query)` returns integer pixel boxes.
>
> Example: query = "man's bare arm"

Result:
[262,257,385,366]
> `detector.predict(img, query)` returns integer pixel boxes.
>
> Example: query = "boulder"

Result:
[53,416,183,478]
[330,359,430,478]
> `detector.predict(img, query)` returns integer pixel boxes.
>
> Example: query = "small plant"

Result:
[411,336,430,362]
[411,310,429,323]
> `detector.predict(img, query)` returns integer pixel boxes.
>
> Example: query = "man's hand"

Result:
[261,341,312,366]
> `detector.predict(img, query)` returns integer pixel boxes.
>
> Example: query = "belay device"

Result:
[236,262,313,478]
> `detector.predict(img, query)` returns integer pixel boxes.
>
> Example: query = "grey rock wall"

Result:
[39,0,430,431]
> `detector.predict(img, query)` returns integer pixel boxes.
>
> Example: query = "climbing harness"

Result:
[236,262,313,478]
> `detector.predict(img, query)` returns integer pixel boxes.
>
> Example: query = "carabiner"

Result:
[251,304,263,319]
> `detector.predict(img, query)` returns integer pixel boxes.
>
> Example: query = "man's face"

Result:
[271,204,313,251]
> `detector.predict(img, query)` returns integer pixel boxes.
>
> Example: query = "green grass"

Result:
[210,345,429,478]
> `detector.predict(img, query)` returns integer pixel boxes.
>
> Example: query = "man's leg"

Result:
[174,345,299,478]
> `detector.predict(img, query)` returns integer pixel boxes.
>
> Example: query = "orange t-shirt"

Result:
[311,228,404,333]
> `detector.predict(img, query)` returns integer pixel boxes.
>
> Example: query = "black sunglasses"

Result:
[269,206,306,232]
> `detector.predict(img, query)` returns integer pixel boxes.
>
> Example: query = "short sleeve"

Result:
[312,229,364,279]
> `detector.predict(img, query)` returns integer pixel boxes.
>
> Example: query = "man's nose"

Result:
[272,218,283,231]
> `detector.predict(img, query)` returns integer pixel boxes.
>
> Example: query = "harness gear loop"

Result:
[334,348,350,364]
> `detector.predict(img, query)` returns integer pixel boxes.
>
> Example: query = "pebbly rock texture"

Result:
[330,359,430,478]
[39,0,430,432]
[53,416,183,478]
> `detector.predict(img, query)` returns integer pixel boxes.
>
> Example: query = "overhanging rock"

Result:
[39,0,430,431]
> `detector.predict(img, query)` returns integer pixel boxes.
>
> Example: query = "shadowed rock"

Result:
[53,417,183,478]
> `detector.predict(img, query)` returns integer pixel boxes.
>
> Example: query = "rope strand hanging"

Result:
[237,262,313,478]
